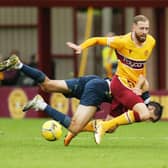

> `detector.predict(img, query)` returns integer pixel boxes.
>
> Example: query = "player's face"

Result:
[133,21,149,43]
[148,104,157,121]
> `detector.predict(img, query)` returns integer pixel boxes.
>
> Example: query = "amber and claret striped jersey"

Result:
[80,32,156,88]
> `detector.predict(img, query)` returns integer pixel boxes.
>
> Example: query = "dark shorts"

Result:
[64,75,112,106]
[109,75,144,117]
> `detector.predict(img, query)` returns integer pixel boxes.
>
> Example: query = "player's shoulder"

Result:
[147,34,155,42]
[114,33,130,39]
[147,34,156,45]
[114,33,131,43]
[111,33,129,43]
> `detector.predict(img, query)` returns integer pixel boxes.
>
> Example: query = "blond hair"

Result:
[133,15,149,24]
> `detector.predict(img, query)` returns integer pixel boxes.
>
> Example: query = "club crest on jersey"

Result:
[129,49,132,54]
[144,50,148,56]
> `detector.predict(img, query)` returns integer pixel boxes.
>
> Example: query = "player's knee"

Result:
[40,78,53,93]
[40,84,50,93]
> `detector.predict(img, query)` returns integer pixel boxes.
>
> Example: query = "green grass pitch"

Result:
[0,118,168,168]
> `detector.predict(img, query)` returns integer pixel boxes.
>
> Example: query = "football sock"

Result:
[103,110,141,132]
[17,62,23,69]
[141,91,151,105]
[44,105,71,128]
[82,120,94,132]
[82,119,103,132]
[64,131,75,146]
[21,64,46,83]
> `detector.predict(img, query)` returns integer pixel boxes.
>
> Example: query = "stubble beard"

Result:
[135,32,146,43]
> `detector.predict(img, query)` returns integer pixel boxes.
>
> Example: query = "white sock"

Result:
[39,101,47,110]
[17,62,23,69]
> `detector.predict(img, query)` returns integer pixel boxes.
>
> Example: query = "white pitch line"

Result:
[74,136,168,140]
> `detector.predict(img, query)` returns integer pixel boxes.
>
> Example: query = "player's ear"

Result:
[132,24,136,31]
[132,23,137,31]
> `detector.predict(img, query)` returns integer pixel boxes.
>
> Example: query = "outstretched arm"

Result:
[67,37,107,54]
[66,42,82,54]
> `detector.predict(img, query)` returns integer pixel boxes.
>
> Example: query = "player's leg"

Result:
[64,78,111,145]
[100,88,151,134]
[0,55,70,93]
[80,76,150,143]
[94,76,147,144]
[23,95,71,129]
[39,78,70,93]
[18,64,69,93]
[64,119,101,146]
[94,105,143,144]
[93,76,160,144]
[93,100,128,135]
[73,101,113,133]
[64,105,97,146]
[81,119,104,132]
[104,75,148,128]
[77,114,113,133]
[95,100,163,144]
[23,94,97,145]
[102,103,149,133]
[64,76,105,145]
[69,105,97,133]
[64,116,114,146]
[81,120,96,132]
[94,82,160,144]
[81,117,115,133]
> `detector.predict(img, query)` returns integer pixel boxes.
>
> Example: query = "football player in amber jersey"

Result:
[67,15,156,144]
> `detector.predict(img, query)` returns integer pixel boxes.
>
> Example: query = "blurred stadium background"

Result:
[0,1,168,168]
[0,0,168,119]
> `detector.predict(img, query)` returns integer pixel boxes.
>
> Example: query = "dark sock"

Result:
[44,105,71,128]
[21,64,46,83]
[141,91,150,105]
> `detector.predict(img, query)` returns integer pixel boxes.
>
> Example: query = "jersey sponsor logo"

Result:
[116,51,146,69]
